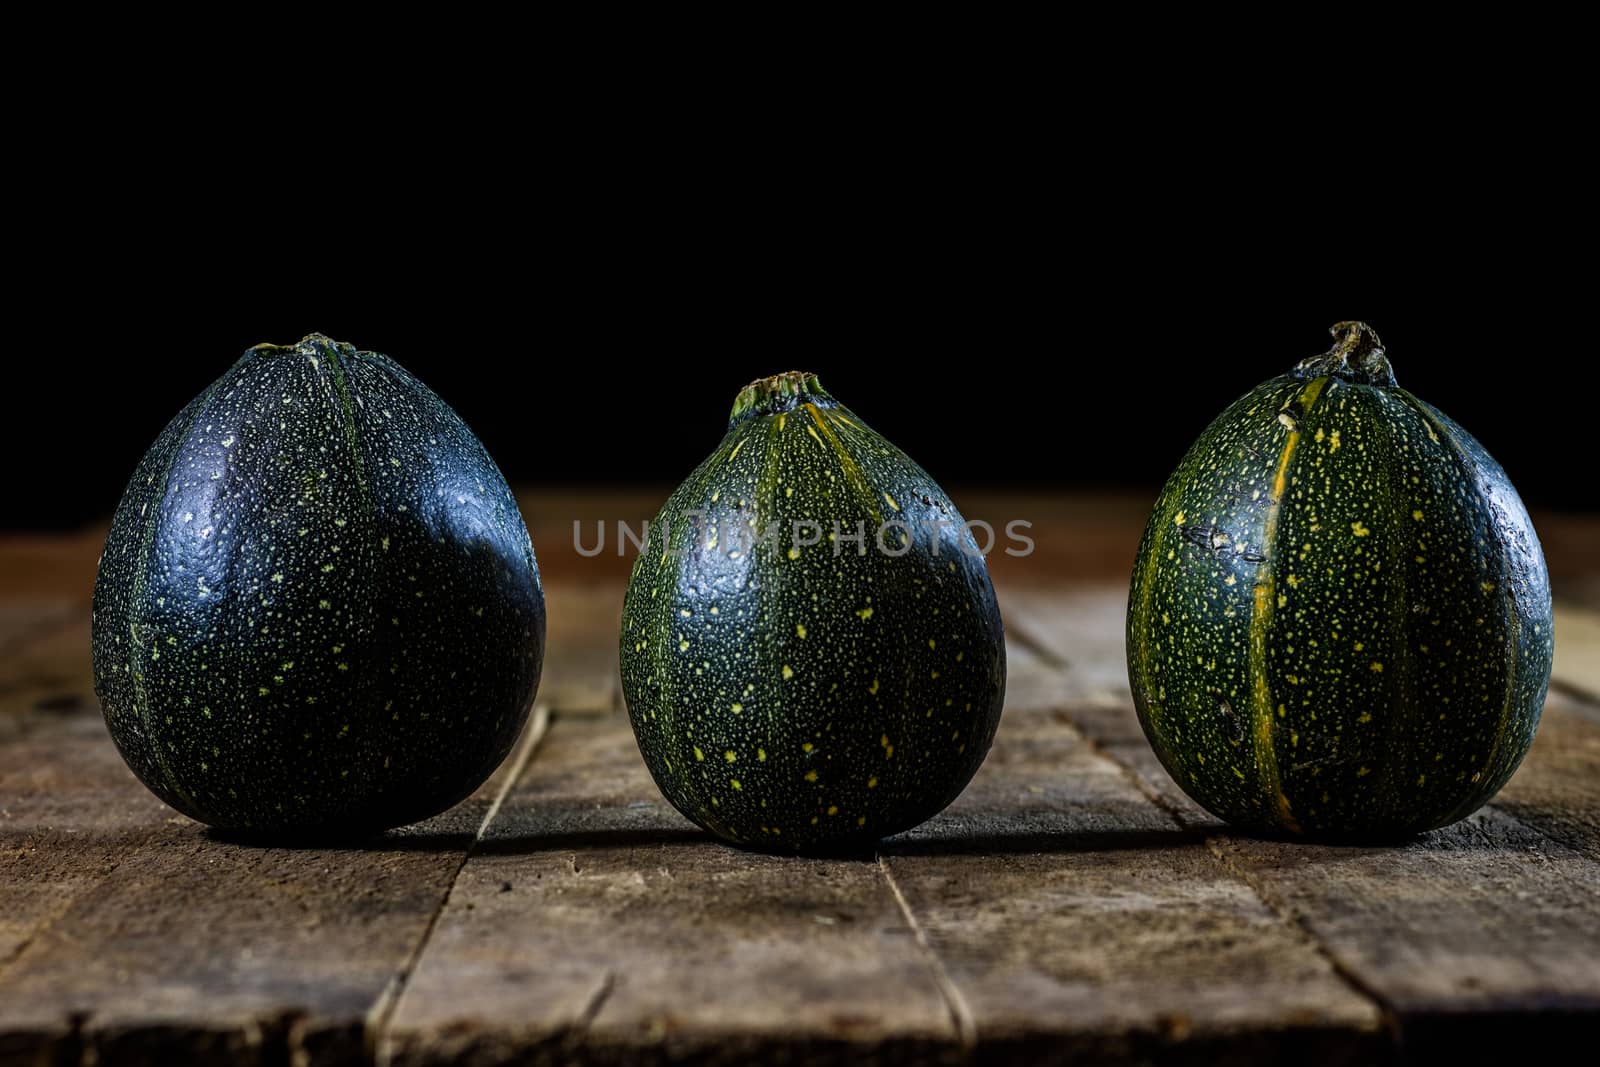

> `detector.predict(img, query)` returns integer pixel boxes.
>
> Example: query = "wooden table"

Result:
[4,492,1599,1066]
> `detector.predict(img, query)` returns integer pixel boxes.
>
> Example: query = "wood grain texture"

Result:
[1,612,163,981]
[1487,692,1600,861]
[382,712,959,1067]
[0,711,542,1067]
[538,583,621,716]
[881,690,1383,1063]
[1008,585,1600,1059]
[381,641,1383,1065]
[1552,603,1600,703]
[3,498,1598,1065]
[0,593,546,1067]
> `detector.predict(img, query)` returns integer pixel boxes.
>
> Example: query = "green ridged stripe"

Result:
[125,356,251,813]
[1401,394,1522,824]
[1248,376,1328,832]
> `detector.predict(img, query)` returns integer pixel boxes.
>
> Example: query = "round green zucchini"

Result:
[92,335,544,835]
[1127,322,1552,837]
[620,372,1006,852]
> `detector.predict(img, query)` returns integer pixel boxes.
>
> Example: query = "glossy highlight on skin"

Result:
[92,335,545,836]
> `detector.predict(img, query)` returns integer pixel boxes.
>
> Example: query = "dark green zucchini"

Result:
[1127,322,1552,838]
[92,335,544,835]
[620,372,1006,852]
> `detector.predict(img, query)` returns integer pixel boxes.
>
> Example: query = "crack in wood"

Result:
[0,818,162,992]
[4,561,1598,1061]
[1003,616,1072,672]
[368,705,551,1067]
[1202,837,1406,1051]
[1048,673,1402,1046]
[0,851,131,983]
[876,854,976,1050]
[562,968,617,1052]
[1057,685,1600,1053]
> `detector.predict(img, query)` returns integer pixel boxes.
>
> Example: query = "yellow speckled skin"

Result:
[1127,324,1552,838]
[621,373,1006,853]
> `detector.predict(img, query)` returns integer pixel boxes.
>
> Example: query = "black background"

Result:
[4,96,1590,528]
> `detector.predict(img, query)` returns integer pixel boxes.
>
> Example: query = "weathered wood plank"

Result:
[0,589,550,1066]
[1206,817,1600,1059]
[0,708,167,965]
[1552,603,1600,704]
[0,611,164,998]
[0,711,544,1067]
[997,583,1131,711]
[381,713,960,1066]
[1008,585,1600,1057]
[539,583,621,715]
[881,650,1384,1063]
[1488,692,1600,861]
[0,507,1594,1065]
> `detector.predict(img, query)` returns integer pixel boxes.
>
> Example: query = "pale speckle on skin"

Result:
[616,375,1005,851]
[91,335,545,834]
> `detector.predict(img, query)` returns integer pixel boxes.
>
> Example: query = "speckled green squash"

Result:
[1127,322,1553,838]
[620,372,1006,852]
[91,335,544,835]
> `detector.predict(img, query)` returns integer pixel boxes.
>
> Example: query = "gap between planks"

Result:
[366,704,552,1063]
[877,854,977,1050]
[1552,603,1600,707]
[1007,594,1600,1049]
[1006,611,1403,1033]
[1198,836,1404,1049]
[1049,690,1409,1047]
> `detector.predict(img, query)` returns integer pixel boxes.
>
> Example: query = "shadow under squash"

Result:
[203,816,1212,859]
